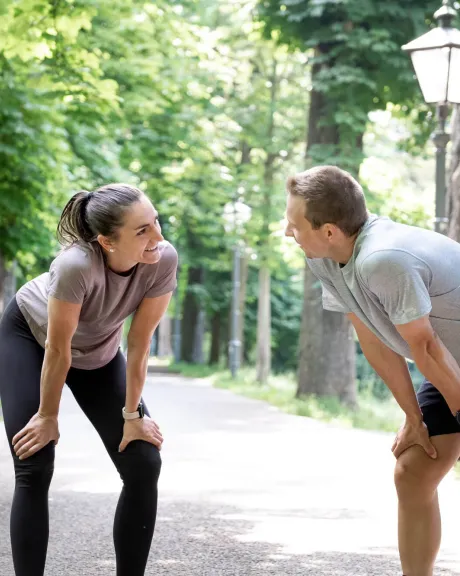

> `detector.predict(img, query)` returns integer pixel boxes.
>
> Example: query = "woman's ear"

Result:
[97,234,115,252]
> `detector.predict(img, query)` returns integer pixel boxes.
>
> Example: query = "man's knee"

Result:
[13,442,55,491]
[394,453,437,504]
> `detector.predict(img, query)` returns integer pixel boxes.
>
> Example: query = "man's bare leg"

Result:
[395,434,460,576]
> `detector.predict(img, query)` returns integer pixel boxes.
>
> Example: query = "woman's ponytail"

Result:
[56,184,143,246]
[56,191,95,246]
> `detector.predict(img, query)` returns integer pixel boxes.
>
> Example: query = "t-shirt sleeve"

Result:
[144,242,178,298]
[306,259,350,314]
[48,247,90,304]
[321,283,350,313]
[360,250,432,325]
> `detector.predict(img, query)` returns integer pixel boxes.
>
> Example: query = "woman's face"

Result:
[98,195,164,271]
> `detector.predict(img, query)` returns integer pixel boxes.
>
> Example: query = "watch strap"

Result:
[122,403,144,420]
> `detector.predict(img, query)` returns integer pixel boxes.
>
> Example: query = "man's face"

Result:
[285,193,330,259]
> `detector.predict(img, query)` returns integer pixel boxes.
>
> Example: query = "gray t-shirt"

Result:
[307,215,460,367]
[16,241,178,370]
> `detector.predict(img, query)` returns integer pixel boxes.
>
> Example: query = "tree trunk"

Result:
[256,265,271,383]
[157,314,173,357]
[0,252,6,317]
[297,265,356,404]
[193,307,206,364]
[5,260,17,304]
[181,267,204,363]
[0,254,15,318]
[297,57,357,404]
[237,254,248,365]
[448,105,460,242]
[234,137,251,366]
[209,312,221,365]
[255,58,277,384]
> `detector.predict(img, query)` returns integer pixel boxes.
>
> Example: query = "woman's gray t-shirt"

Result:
[307,215,460,367]
[16,241,178,370]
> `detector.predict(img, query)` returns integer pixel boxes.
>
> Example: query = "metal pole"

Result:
[173,286,181,363]
[229,243,241,378]
[433,103,450,234]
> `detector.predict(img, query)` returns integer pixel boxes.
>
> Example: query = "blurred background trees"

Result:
[0,0,452,416]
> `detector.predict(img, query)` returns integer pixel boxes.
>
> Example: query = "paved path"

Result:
[1,375,460,575]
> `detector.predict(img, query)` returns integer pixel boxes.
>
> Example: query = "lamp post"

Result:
[402,0,460,234]
[223,198,251,378]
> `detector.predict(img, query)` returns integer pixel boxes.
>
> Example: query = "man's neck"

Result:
[330,215,369,265]
[330,235,358,265]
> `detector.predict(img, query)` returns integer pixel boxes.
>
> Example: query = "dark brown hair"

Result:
[57,183,143,246]
[286,166,368,237]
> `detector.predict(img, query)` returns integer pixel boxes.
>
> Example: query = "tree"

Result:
[0,0,121,312]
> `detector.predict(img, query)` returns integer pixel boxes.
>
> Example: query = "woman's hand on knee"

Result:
[12,413,60,460]
[118,416,163,453]
[392,417,437,460]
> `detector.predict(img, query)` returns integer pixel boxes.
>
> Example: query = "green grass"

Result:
[167,363,403,433]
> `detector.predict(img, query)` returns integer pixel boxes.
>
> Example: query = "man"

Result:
[284,165,460,576]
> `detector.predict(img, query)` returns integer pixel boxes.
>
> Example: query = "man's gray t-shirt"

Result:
[307,215,460,368]
[16,241,178,370]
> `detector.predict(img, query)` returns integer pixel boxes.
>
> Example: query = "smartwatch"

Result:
[122,402,145,421]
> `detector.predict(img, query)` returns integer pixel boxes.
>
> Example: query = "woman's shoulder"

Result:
[50,242,100,277]
[137,241,178,298]
[158,241,178,268]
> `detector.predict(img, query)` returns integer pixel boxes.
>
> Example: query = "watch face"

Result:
[138,403,145,418]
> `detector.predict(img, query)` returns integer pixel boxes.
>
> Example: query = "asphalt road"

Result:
[1,374,459,575]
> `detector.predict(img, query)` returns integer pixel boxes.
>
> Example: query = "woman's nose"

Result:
[153,226,164,241]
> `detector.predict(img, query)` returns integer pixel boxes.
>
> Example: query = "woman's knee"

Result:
[117,442,162,487]
[13,442,55,491]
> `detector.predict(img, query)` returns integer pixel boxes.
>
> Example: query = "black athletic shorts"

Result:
[418,380,460,437]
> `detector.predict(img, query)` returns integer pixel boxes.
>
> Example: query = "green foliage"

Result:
[257,0,443,165]
[0,0,441,379]
[0,0,121,277]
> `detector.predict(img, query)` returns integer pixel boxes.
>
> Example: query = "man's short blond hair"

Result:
[286,165,368,237]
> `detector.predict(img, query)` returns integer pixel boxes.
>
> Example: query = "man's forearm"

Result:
[125,344,150,412]
[359,338,422,421]
[411,333,460,414]
[39,346,71,418]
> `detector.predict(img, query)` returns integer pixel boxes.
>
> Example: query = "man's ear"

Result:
[323,223,334,239]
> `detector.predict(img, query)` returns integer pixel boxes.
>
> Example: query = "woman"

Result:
[0,183,178,576]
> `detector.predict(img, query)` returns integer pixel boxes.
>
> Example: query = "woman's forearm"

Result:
[38,345,71,418]
[125,344,149,412]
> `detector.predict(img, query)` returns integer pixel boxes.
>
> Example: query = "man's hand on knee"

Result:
[392,417,437,460]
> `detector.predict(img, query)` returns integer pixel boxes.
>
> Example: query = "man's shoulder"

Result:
[356,218,436,275]
[357,248,418,279]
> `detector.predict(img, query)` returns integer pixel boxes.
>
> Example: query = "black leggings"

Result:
[0,297,161,576]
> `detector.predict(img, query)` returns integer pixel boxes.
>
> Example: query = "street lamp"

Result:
[402,0,460,234]
[223,198,251,378]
